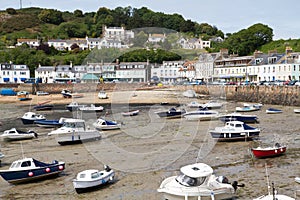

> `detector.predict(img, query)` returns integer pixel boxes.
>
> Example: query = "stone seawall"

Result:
[0,83,299,106]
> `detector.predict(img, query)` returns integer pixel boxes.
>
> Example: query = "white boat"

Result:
[1,128,37,141]
[236,103,262,112]
[295,177,300,184]
[61,89,83,98]
[66,102,86,112]
[21,112,46,125]
[72,165,115,193]
[98,90,108,99]
[209,121,260,141]
[93,118,121,130]
[253,183,295,200]
[183,108,219,121]
[121,110,139,116]
[79,104,104,112]
[199,100,223,109]
[157,163,244,200]
[265,108,282,114]
[48,118,86,136]
[183,89,197,98]
[293,108,300,113]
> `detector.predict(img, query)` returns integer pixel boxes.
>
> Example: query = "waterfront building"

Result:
[35,65,56,83]
[116,62,148,82]
[0,63,30,83]
[151,61,183,83]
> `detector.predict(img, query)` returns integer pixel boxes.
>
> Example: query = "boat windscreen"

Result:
[32,159,51,167]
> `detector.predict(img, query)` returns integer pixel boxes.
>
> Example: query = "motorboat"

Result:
[93,118,121,130]
[33,104,54,111]
[209,121,260,141]
[121,110,139,116]
[236,103,262,112]
[183,108,219,121]
[66,102,86,112]
[79,104,104,112]
[36,91,49,96]
[251,143,286,158]
[98,90,108,99]
[72,165,115,193]
[48,118,86,136]
[218,112,259,123]
[34,117,69,128]
[0,128,37,141]
[199,100,223,109]
[157,163,244,200]
[21,112,46,125]
[56,131,101,145]
[156,107,186,119]
[0,157,65,184]
[17,91,31,101]
[265,108,283,114]
[61,89,83,98]
[295,177,300,184]
[187,101,202,108]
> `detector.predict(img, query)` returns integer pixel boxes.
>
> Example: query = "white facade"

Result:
[103,26,134,40]
[35,65,56,83]
[0,63,30,83]
[116,62,147,82]
[151,61,183,83]
[16,39,40,47]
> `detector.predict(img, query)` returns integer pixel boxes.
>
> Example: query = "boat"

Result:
[34,117,69,128]
[48,118,87,136]
[72,165,115,193]
[157,162,244,200]
[209,121,260,141]
[235,103,262,112]
[66,102,86,112]
[17,91,31,101]
[61,89,84,98]
[79,104,104,112]
[295,177,300,184]
[21,112,46,125]
[93,118,121,130]
[0,157,65,184]
[121,110,139,116]
[251,143,286,158]
[187,101,202,108]
[36,91,49,96]
[266,108,283,114]
[183,108,219,121]
[0,128,38,141]
[33,104,54,111]
[294,108,300,113]
[156,107,186,119]
[56,131,101,145]
[218,112,259,123]
[182,89,197,98]
[98,90,108,99]
[199,100,223,109]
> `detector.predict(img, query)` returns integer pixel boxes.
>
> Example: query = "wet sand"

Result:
[0,89,299,199]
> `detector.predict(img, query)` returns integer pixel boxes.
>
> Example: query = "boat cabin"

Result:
[8,158,51,171]
[62,119,86,129]
[175,163,213,187]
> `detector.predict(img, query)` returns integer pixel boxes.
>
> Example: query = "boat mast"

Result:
[265,163,271,195]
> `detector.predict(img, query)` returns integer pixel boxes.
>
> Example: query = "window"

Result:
[21,161,31,167]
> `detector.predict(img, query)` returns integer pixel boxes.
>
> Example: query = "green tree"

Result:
[38,9,64,25]
[74,9,83,17]
[6,8,17,15]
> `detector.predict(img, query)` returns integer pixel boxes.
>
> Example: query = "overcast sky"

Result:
[1,0,299,40]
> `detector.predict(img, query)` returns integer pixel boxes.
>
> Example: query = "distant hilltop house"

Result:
[147,33,166,43]
[102,25,134,41]
[177,37,211,49]
[16,38,41,48]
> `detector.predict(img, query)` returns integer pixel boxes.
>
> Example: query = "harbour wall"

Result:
[0,83,300,106]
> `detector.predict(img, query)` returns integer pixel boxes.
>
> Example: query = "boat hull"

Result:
[21,118,46,125]
[0,163,65,184]
[57,132,101,145]
[218,115,258,123]
[210,131,260,141]
[34,120,63,128]
[251,147,286,158]
[160,193,235,200]
[33,105,54,111]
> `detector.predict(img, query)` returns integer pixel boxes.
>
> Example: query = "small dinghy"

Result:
[266,108,283,114]
[251,143,286,158]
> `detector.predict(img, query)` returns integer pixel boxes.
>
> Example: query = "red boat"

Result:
[251,143,286,158]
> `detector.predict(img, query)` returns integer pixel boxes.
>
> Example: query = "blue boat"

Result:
[21,112,46,125]
[0,157,65,184]
[34,117,68,128]
[218,112,259,123]
[33,104,54,111]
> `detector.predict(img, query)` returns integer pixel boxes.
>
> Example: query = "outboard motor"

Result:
[232,181,245,191]
[104,165,111,172]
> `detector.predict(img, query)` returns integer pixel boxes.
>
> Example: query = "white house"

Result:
[0,63,30,83]
[116,62,148,82]
[151,61,184,83]
[35,65,56,83]
[47,39,68,51]
[148,33,166,43]
[103,26,134,41]
[16,38,40,47]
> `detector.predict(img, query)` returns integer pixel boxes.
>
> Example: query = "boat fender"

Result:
[28,172,34,177]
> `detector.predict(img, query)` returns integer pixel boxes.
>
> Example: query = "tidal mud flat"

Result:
[0,90,299,200]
